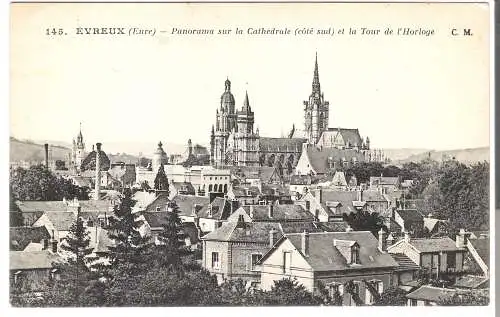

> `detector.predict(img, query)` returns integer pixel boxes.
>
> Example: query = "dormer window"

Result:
[351,245,360,264]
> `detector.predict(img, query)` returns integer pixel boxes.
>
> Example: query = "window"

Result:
[211,252,220,270]
[351,246,360,264]
[328,283,344,299]
[87,220,94,227]
[283,252,292,274]
[251,254,262,271]
[365,280,383,305]
[156,206,161,212]
[448,252,456,269]
[410,299,418,306]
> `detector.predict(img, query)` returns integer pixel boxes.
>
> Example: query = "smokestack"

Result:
[301,230,309,256]
[44,144,49,169]
[94,143,102,201]
[268,204,274,218]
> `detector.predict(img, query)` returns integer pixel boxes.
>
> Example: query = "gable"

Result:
[260,238,313,271]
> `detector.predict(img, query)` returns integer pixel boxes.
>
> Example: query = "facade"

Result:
[258,231,398,305]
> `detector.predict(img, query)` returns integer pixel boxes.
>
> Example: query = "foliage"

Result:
[345,162,384,184]
[343,210,387,236]
[140,180,151,191]
[344,280,364,306]
[257,278,322,306]
[10,165,89,201]
[439,290,489,306]
[155,201,191,273]
[373,287,408,306]
[153,163,169,194]
[55,160,67,170]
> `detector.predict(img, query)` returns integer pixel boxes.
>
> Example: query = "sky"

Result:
[9,3,491,156]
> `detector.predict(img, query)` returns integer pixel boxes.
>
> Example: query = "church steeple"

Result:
[242,90,251,113]
[312,52,321,94]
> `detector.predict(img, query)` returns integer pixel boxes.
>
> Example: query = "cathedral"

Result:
[210,54,384,170]
[70,124,87,172]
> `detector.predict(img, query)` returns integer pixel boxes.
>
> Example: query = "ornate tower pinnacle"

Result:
[243,90,251,112]
[312,52,320,94]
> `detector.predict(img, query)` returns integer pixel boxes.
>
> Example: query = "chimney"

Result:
[51,240,58,253]
[404,231,411,243]
[43,239,49,250]
[345,225,353,232]
[269,228,278,247]
[314,188,322,202]
[456,228,469,248]
[236,214,245,228]
[386,233,395,248]
[94,143,102,201]
[378,228,386,252]
[268,204,274,218]
[44,144,49,169]
[301,230,309,256]
[357,189,363,201]
[249,206,254,219]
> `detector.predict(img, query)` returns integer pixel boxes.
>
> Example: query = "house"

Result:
[387,232,468,279]
[389,252,421,289]
[423,216,448,237]
[258,230,398,306]
[298,189,366,222]
[107,163,136,187]
[369,176,400,192]
[196,197,237,234]
[10,251,62,291]
[226,184,261,205]
[295,145,366,176]
[172,194,211,223]
[393,209,425,237]
[169,181,196,198]
[201,215,283,286]
[452,275,489,290]
[226,204,316,224]
[32,211,77,241]
[10,226,51,251]
[406,286,488,306]
[16,198,113,214]
[131,190,158,212]
[259,184,293,204]
[289,175,314,198]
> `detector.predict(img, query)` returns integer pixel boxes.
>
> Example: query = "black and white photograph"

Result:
[7,1,493,310]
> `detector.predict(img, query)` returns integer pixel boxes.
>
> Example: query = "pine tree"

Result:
[156,200,190,273]
[154,163,169,195]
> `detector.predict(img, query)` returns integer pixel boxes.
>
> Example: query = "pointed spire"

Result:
[312,52,320,93]
[242,90,251,113]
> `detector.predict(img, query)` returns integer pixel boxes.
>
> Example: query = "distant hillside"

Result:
[381,148,430,162]
[10,137,71,162]
[395,147,489,164]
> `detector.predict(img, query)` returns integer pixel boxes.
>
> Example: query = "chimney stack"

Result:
[269,228,278,247]
[268,204,274,218]
[301,230,309,256]
[249,206,254,219]
[236,214,245,229]
[378,228,387,252]
[51,240,58,253]
[357,189,363,201]
[94,143,102,201]
[345,225,353,232]
[404,231,411,243]
[456,228,469,248]
[386,233,395,248]
[44,144,49,169]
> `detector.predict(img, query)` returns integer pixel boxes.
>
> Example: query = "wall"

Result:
[388,242,421,266]
[203,240,229,284]
[228,241,269,283]
[294,148,313,176]
[199,218,217,233]
[260,239,314,291]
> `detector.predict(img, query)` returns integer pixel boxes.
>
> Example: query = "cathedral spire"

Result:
[242,90,251,113]
[312,52,320,93]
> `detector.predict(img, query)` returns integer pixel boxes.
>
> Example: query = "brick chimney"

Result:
[269,228,278,247]
[94,143,102,201]
[301,230,309,256]
[44,143,49,169]
[268,204,274,218]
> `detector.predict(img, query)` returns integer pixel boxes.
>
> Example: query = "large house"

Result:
[387,232,468,278]
[258,230,398,306]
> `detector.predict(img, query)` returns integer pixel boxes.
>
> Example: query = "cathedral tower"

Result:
[213,78,237,167]
[234,91,260,166]
[304,53,329,144]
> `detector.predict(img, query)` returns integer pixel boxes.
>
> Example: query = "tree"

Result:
[343,210,387,236]
[154,163,169,194]
[259,278,321,305]
[439,290,489,306]
[43,210,104,307]
[156,201,190,273]
[345,162,384,184]
[10,165,89,201]
[373,287,408,306]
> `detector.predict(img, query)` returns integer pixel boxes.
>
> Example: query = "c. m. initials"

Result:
[451,28,473,36]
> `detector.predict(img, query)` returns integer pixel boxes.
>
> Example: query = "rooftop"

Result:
[10,251,62,270]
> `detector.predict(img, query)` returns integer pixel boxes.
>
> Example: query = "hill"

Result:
[395,147,489,164]
[10,137,72,162]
